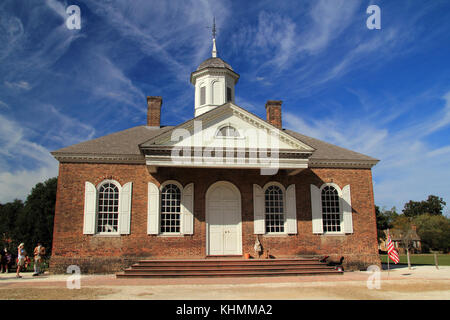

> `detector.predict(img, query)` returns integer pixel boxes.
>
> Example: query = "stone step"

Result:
[134,258,321,266]
[116,257,342,278]
[116,269,343,278]
[123,266,335,273]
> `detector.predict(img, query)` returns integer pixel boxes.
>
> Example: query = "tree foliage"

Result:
[0,178,57,257]
[413,214,450,253]
[376,194,449,252]
[375,206,398,243]
[403,195,446,217]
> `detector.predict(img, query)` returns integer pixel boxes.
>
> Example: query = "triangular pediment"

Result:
[140,103,315,152]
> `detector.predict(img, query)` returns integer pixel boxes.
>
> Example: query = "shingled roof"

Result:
[51,123,378,167]
[196,57,234,72]
[285,130,378,162]
[51,125,173,159]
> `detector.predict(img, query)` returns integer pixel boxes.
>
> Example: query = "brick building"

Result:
[50,35,380,273]
[379,227,422,254]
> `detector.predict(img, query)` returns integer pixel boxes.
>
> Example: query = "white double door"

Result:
[207,182,242,256]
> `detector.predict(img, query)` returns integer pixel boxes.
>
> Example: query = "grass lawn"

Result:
[380,254,450,266]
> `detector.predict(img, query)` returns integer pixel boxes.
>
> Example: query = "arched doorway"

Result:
[206,181,242,255]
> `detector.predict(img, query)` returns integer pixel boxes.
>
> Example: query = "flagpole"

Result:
[387,228,390,278]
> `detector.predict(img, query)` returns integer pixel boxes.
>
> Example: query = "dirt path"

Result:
[1,265,449,300]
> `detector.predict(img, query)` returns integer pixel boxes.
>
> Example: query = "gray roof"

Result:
[196,57,234,71]
[51,126,173,156]
[285,130,378,162]
[52,124,378,165]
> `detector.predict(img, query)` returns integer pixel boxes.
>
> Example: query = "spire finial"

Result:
[212,17,217,39]
[211,17,217,58]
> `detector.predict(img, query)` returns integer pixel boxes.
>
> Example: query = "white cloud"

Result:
[284,90,450,211]
[299,0,360,53]
[4,80,31,90]
[84,0,230,81]
[0,100,9,109]
[0,115,58,203]
[254,11,297,69]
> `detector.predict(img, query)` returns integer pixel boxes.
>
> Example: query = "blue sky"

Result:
[0,0,449,214]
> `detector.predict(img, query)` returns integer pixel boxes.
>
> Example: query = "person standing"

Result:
[2,248,13,273]
[0,248,6,273]
[16,243,26,278]
[32,242,46,276]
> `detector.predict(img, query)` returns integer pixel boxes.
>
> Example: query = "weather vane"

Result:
[207,17,217,40]
[212,17,217,39]
[207,17,218,58]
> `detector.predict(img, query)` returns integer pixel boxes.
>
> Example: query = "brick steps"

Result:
[128,265,332,271]
[116,270,340,278]
[116,258,343,278]
[132,261,324,267]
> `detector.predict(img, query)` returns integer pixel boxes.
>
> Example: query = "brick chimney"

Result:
[265,100,282,129]
[147,96,162,127]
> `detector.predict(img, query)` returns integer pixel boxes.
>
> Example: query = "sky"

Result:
[0,0,449,214]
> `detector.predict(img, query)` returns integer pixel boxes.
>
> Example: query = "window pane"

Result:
[217,126,239,137]
[160,184,181,233]
[97,182,119,233]
[227,87,232,102]
[264,185,284,233]
[321,186,341,232]
[200,86,206,105]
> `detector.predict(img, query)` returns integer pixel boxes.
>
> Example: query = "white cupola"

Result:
[190,20,239,117]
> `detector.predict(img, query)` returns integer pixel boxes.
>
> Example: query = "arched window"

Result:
[321,186,341,233]
[226,87,232,102]
[265,185,284,233]
[160,183,181,233]
[216,126,239,137]
[200,86,206,105]
[97,182,119,233]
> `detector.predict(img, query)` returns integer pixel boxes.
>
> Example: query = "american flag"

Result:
[387,234,399,264]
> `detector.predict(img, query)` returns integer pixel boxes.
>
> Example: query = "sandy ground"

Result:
[0,265,449,300]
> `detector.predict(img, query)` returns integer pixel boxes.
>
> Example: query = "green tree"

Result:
[413,214,450,253]
[0,199,24,250]
[11,178,57,256]
[403,195,446,217]
[375,206,398,243]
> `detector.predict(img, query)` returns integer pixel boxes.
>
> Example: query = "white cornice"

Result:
[52,153,145,164]
[190,67,239,85]
[309,159,379,169]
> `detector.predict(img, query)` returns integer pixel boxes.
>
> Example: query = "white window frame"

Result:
[215,124,243,139]
[200,85,206,106]
[262,182,287,235]
[319,183,344,235]
[159,180,183,235]
[95,179,121,236]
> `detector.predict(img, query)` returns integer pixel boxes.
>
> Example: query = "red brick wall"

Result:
[50,163,380,273]
[147,96,162,127]
[265,101,282,129]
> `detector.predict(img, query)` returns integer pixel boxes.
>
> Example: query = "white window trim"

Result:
[262,182,288,235]
[199,84,206,106]
[159,180,184,236]
[215,123,244,140]
[95,179,122,236]
[319,182,345,235]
